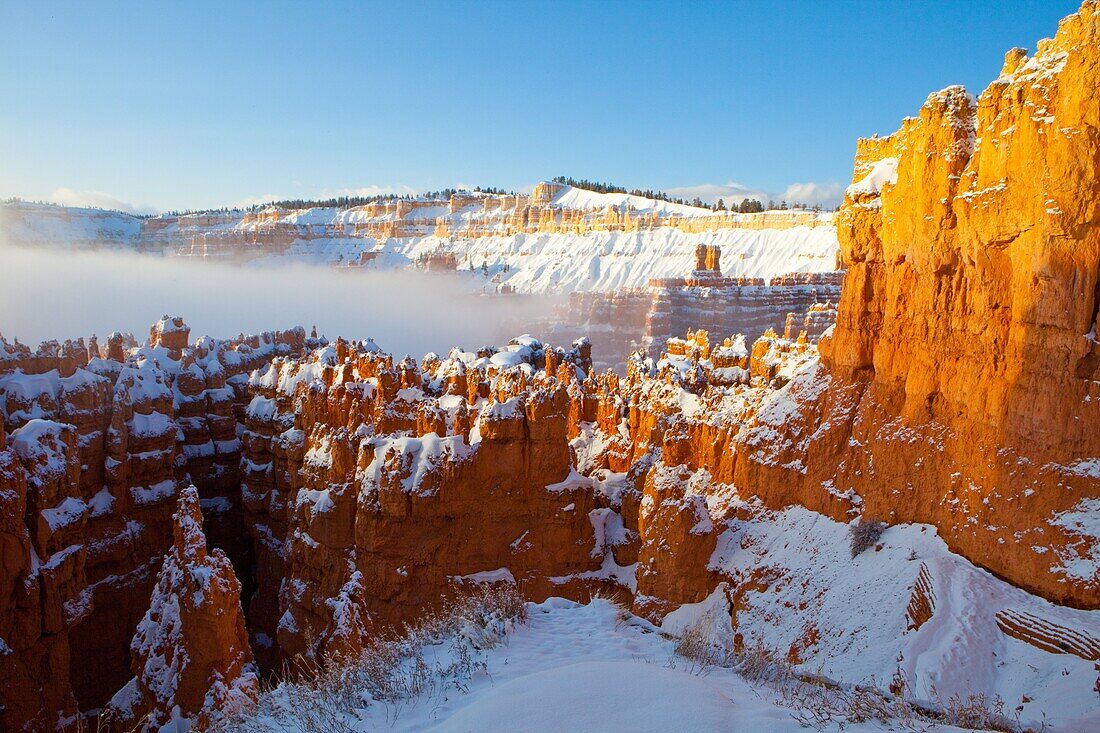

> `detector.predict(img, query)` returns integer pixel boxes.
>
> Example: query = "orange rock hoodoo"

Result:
[2,4,1099,729]
[105,486,257,731]
[0,321,311,731]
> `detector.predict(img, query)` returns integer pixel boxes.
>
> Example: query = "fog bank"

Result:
[0,243,557,358]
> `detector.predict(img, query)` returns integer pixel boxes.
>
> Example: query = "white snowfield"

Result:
[236,507,1099,732]
[0,201,142,245]
[242,593,1098,733]
[269,225,839,293]
[385,227,839,294]
[0,195,839,295]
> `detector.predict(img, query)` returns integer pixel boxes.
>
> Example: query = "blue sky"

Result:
[0,1,1079,213]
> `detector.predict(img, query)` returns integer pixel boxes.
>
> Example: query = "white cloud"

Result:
[232,193,284,209]
[49,188,157,215]
[780,182,844,208]
[663,181,771,206]
[663,180,844,209]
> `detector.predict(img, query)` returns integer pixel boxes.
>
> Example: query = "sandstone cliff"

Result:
[0,322,309,731]
[759,1,1100,607]
[2,5,1099,729]
[105,485,257,731]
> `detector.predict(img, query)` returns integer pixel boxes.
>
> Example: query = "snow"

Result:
[548,185,711,217]
[1048,497,1100,582]
[243,598,1018,733]
[200,496,233,513]
[4,193,839,297]
[846,157,898,198]
[360,433,475,497]
[482,396,523,419]
[0,200,142,247]
[87,487,116,518]
[41,496,87,532]
[9,419,71,480]
[545,467,592,493]
[451,568,516,585]
[245,395,279,422]
[705,503,1100,731]
[296,487,335,515]
[387,226,839,295]
[129,478,178,507]
[129,410,173,438]
[428,658,740,732]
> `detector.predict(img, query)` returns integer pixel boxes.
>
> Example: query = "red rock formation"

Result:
[0,419,85,731]
[237,337,605,666]
[739,2,1100,608]
[0,321,309,730]
[105,486,257,731]
[2,9,1099,730]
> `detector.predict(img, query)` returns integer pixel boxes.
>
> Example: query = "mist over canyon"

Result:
[0,242,555,358]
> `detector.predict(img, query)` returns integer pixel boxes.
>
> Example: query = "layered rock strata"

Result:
[772,1,1100,607]
[2,5,1099,729]
[105,486,257,731]
[0,321,309,731]
[546,265,842,371]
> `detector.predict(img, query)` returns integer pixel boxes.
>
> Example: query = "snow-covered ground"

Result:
[0,200,143,247]
[240,596,1071,733]
[374,226,838,293]
[255,224,838,293]
[698,505,1100,731]
[0,196,839,295]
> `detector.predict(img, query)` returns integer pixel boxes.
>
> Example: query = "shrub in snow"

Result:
[939,690,1022,733]
[673,609,736,672]
[849,517,887,557]
[668,608,1025,732]
[211,584,528,732]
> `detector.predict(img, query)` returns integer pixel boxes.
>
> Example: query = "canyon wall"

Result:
[0,187,831,258]
[2,5,1099,729]
[546,268,841,372]
[1,190,839,296]
[0,321,310,731]
[731,3,1100,608]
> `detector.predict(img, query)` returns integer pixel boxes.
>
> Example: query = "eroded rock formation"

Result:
[2,4,1099,729]
[0,321,310,731]
[105,486,257,731]
[545,260,842,372]
[776,1,1100,607]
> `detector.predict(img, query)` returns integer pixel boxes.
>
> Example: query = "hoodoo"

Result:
[105,485,258,730]
[2,2,1099,730]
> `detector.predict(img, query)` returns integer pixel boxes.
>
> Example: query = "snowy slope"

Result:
[691,503,1100,732]
[547,185,714,216]
[269,226,839,294]
[1,196,840,294]
[238,597,1064,733]
[0,201,143,247]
